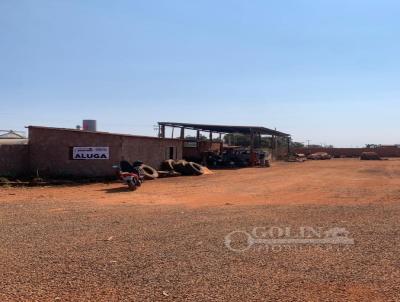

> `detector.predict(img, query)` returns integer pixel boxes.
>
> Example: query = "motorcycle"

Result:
[113,160,145,191]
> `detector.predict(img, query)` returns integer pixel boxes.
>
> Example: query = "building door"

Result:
[167,146,176,159]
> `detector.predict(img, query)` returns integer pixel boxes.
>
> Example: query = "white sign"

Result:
[72,147,109,160]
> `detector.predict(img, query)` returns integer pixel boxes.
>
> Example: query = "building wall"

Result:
[294,147,400,158]
[28,127,183,178]
[0,144,29,177]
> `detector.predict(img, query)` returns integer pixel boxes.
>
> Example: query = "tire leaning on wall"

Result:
[161,159,175,171]
[173,160,204,176]
[186,162,204,176]
[140,164,159,180]
[173,160,191,175]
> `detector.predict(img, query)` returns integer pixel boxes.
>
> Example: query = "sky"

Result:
[1,0,400,147]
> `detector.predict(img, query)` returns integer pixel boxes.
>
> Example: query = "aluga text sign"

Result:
[72,147,109,160]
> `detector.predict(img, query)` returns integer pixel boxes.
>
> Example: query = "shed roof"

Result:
[158,122,289,137]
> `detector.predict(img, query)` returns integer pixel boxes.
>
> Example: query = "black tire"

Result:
[134,177,142,186]
[186,162,204,176]
[157,170,182,178]
[140,164,159,180]
[161,159,175,171]
[173,160,191,175]
[127,180,137,191]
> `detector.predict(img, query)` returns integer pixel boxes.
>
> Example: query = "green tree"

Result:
[291,142,305,148]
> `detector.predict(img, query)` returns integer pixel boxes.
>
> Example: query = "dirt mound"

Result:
[360,152,381,160]
[202,167,214,175]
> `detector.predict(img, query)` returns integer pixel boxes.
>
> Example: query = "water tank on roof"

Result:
[82,120,97,132]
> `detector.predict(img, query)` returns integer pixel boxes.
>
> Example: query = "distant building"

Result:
[0,130,28,145]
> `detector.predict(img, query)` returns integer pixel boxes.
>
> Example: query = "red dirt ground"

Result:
[4,158,400,207]
[1,159,400,301]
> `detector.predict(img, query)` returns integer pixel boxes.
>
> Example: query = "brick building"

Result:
[0,126,183,178]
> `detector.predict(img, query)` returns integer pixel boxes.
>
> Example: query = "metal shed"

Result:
[158,122,290,164]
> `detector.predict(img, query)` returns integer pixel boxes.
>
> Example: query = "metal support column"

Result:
[160,125,166,138]
[271,135,275,160]
[250,131,255,166]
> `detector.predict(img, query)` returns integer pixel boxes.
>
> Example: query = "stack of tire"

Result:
[161,159,205,176]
